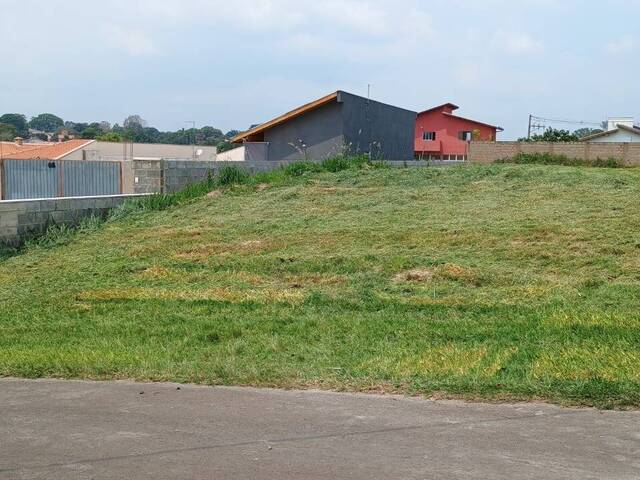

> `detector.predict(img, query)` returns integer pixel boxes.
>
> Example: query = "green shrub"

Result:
[496,153,623,168]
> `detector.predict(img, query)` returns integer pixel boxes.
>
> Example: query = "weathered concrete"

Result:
[0,194,148,247]
[468,141,640,165]
[1,378,639,479]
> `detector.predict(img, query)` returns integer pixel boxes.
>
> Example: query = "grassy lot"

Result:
[1,163,640,409]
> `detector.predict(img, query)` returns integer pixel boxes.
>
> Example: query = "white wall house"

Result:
[582,117,640,143]
[216,143,269,162]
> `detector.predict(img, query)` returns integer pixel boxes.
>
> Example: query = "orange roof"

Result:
[0,141,45,157]
[232,92,339,143]
[0,139,95,160]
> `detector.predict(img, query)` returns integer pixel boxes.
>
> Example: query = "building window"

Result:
[459,131,472,141]
[422,131,436,141]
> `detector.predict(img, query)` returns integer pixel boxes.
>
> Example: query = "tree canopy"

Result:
[0,123,18,141]
[0,114,28,137]
[573,128,604,139]
[519,128,580,142]
[29,113,64,133]
[1,111,239,150]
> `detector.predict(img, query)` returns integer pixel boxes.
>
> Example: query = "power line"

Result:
[527,114,602,139]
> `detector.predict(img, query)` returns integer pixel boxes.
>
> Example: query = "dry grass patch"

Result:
[394,264,478,285]
[532,347,640,381]
[76,287,305,304]
[396,345,488,377]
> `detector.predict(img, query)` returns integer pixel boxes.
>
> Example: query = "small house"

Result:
[231,91,417,162]
[415,103,503,160]
[581,118,640,143]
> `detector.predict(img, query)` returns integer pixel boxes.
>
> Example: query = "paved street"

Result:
[1,378,639,479]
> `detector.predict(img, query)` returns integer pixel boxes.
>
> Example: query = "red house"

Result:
[414,103,503,160]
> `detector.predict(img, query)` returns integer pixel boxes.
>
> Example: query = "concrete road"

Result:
[1,379,639,480]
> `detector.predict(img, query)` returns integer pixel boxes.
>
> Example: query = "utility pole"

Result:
[528,114,533,140]
[186,121,196,158]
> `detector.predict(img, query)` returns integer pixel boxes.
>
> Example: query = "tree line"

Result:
[518,127,605,142]
[0,113,240,152]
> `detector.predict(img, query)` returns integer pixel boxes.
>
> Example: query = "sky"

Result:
[1,0,638,139]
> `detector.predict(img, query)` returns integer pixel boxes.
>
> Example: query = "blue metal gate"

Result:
[1,160,122,200]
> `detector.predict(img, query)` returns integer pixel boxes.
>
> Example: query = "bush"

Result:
[496,153,623,168]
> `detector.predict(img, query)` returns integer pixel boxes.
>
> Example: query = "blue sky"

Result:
[1,0,638,139]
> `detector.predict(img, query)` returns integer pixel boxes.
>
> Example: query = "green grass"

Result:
[497,152,623,168]
[2,163,640,409]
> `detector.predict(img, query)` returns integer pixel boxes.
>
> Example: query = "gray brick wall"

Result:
[0,194,147,247]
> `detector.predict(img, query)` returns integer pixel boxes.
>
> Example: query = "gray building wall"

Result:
[260,91,416,162]
[264,102,345,162]
[339,91,417,161]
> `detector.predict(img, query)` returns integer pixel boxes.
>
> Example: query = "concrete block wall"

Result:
[162,159,218,193]
[131,159,310,194]
[0,194,146,247]
[132,160,163,194]
[469,141,640,165]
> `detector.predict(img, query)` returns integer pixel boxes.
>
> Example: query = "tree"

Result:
[0,114,28,137]
[0,123,18,141]
[519,128,579,142]
[123,115,147,130]
[216,140,237,153]
[29,113,64,133]
[96,132,123,142]
[81,125,103,139]
[574,128,603,139]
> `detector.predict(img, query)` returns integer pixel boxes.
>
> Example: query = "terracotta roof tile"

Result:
[0,140,94,160]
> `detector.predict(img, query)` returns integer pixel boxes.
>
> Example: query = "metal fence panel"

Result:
[1,159,122,200]
[63,161,121,197]
[3,160,59,200]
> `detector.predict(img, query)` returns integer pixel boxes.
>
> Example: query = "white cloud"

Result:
[104,25,157,56]
[605,35,638,55]
[493,31,542,54]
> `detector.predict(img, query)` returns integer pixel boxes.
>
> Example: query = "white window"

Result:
[422,131,436,141]
[459,131,473,141]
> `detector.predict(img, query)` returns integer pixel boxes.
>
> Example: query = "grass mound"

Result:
[1,163,640,409]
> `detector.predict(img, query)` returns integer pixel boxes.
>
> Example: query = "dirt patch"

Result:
[207,190,223,198]
[256,183,270,192]
[139,266,171,279]
[394,264,479,286]
[394,268,435,283]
